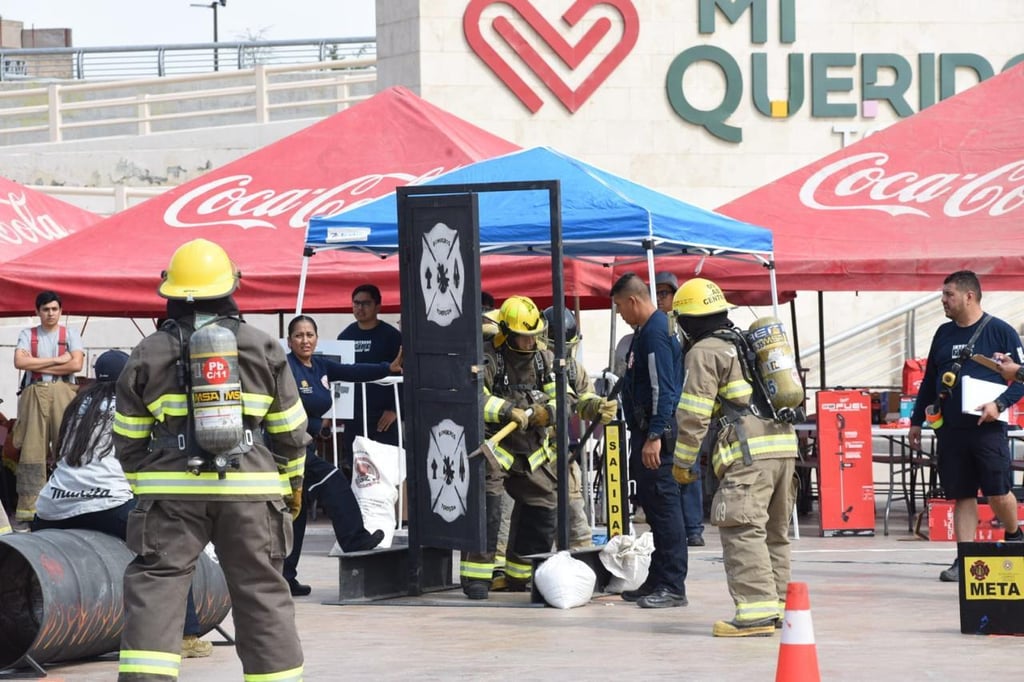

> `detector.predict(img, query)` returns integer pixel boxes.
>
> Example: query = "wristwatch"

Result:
[995,398,1007,413]
[647,432,661,442]
[1016,366,1024,383]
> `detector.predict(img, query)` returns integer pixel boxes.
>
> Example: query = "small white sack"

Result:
[598,532,654,593]
[349,435,406,548]
[534,550,596,609]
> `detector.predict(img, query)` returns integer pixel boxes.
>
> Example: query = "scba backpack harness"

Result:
[151,316,254,478]
[708,324,804,466]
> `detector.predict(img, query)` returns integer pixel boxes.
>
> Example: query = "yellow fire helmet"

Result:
[672,277,735,317]
[158,238,241,301]
[495,295,546,349]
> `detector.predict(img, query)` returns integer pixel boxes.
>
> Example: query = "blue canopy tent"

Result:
[299,146,780,554]
[303,147,778,306]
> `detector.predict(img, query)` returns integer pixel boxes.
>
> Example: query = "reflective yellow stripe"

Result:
[678,392,714,417]
[125,471,285,496]
[527,442,552,471]
[265,399,306,434]
[242,392,274,417]
[283,454,305,479]
[460,560,495,580]
[506,559,532,580]
[674,440,699,469]
[719,380,753,401]
[113,412,155,439]
[543,380,556,400]
[147,393,188,421]
[0,517,11,534]
[484,395,507,423]
[119,649,181,678]
[736,600,781,622]
[243,666,303,682]
[713,433,797,475]
[577,390,600,404]
[491,443,515,470]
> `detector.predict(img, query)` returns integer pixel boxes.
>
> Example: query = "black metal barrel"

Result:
[0,528,230,670]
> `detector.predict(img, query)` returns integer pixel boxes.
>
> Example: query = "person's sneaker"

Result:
[490,570,508,592]
[1004,527,1024,542]
[713,618,777,637]
[288,579,312,597]
[181,636,213,658]
[347,529,386,553]
[687,534,705,547]
[10,517,32,533]
[637,588,687,609]
[620,584,654,602]
[939,560,959,583]
[463,580,490,600]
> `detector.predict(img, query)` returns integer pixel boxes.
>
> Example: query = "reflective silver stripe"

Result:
[126,471,284,495]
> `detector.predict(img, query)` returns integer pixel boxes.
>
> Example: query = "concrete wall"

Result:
[393,0,1024,211]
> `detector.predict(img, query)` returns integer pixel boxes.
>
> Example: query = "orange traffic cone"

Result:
[775,582,820,682]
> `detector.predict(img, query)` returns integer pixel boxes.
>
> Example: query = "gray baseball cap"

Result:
[654,271,679,291]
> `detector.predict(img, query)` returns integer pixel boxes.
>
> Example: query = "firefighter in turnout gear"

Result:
[113,239,309,681]
[542,306,618,549]
[461,295,559,600]
[672,278,798,638]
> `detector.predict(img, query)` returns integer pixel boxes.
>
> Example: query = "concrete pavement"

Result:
[13,503,1023,681]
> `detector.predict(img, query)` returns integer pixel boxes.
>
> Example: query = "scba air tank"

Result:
[189,323,244,455]
[747,316,804,410]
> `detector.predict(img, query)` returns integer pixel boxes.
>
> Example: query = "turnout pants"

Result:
[12,381,77,520]
[461,459,557,587]
[119,498,302,682]
[712,456,796,624]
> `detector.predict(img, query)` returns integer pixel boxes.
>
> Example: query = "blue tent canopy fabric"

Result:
[305,147,774,261]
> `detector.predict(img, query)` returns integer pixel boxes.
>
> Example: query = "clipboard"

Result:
[961,375,1010,422]
[970,354,1003,372]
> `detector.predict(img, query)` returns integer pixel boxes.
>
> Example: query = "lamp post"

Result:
[190,0,226,72]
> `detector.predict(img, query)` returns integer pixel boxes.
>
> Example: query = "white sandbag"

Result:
[534,550,596,609]
[350,435,406,548]
[598,532,654,593]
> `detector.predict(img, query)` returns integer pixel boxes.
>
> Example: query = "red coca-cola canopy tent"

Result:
[0,87,613,317]
[703,63,1024,293]
[0,176,101,263]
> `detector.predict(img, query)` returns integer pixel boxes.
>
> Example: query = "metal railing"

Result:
[0,38,375,81]
[799,292,1024,391]
[0,58,377,144]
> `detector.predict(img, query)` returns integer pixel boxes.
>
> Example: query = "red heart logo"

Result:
[464,0,640,113]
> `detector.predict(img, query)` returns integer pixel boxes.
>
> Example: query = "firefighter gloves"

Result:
[598,399,618,424]
[528,403,554,427]
[507,407,530,432]
[579,397,619,424]
[672,464,698,485]
[284,491,302,520]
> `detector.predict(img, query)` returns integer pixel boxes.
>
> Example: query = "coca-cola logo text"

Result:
[163,168,450,230]
[0,191,73,246]
[799,152,1024,218]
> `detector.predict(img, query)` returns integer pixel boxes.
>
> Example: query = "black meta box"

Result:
[957,541,1024,635]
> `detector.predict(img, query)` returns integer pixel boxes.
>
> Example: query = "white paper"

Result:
[961,375,1010,422]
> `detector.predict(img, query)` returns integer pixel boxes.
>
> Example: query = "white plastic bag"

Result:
[534,550,596,609]
[348,435,406,548]
[598,532,654,593]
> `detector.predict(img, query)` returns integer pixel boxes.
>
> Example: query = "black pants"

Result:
[283,448,373,583]
[629,432,688,593]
